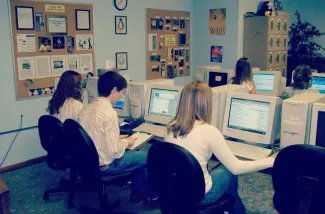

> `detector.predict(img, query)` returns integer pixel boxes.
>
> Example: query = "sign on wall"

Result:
[209,8,226,36]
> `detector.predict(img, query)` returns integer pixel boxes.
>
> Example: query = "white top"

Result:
[164,121,274,193]
[242,80,255,92]
[78,97,128,166]
[54,98,83,123]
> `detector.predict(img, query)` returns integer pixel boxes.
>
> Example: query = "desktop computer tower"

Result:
[129,79,174,122]
[195,65,221,82]
[211,84,249,130]
[280,91,325,148]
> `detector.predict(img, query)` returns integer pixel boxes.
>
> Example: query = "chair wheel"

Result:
[43,193,49,201]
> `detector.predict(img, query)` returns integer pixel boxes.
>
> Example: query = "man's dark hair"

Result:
[98,71,127,97]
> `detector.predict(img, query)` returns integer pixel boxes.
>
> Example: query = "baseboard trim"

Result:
[0,156,46,174]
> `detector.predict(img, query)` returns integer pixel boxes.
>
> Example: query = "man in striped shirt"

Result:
[79,72,157,203]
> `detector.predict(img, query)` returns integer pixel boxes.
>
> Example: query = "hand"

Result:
[270,152,278,159]
[119,134,129,139]
[126,136,137,146]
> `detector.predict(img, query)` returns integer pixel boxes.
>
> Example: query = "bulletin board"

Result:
[146,9,191,80]
[9,0,95,100]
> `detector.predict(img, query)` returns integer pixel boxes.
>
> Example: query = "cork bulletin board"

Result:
[146,9,191,80]
[9,0,95,100]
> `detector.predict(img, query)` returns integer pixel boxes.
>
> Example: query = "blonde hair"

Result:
[167,81,213,138]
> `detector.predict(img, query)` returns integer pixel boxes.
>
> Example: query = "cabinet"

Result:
[243,12,289,76]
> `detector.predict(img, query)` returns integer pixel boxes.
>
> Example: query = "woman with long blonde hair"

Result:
[165,81,276,213]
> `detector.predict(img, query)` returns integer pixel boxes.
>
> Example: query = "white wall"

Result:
[0,0,192,167]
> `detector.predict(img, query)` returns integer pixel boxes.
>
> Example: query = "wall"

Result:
[192,0,260,71]
[0,0,192,167]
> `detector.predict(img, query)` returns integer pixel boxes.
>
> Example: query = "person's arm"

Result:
[206,126,274,175]
[248,81,257,94]
[71,99,84,121]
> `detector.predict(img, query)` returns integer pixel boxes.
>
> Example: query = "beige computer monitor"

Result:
[309,98,325,146]
[222,91,282,145]
[252,70,282,96]
[144,84,183,125]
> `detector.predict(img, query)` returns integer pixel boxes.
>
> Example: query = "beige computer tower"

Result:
[244,12,289,77]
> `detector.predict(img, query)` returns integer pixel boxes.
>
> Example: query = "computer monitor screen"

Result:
[227,98,270,135]
[113,96,125,110]
[144,85,183,125]
[148,88,179,118]
[253,73,275,92]
[312,76,325,90]
[207,69,235,88]
[315,111,325,147]
[222,92,281,145]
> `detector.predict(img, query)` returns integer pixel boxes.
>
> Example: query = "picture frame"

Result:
[115,16,127,35]
[46,15,68,35]
[15,6,35,30]
[75,9,91,30]
[115,52,128,70]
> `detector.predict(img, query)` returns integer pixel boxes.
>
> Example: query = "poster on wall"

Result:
[210,46,223,63]
[209,8,226,36]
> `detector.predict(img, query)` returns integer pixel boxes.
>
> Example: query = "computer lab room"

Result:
[1,0,325,213]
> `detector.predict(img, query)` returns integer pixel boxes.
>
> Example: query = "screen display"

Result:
[113,96,124,110]
[148,88,179,118]
[316,111,325,147]
[312,76,325,89]
[227,98,270,135]
[208,71,228,87]
[253,73,275,92]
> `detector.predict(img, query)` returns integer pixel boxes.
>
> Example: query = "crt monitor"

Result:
[252,71,281,96]
[144,84,183,125]
[222,92,282,145]
[309,100,325,147]
[207,69,235,88]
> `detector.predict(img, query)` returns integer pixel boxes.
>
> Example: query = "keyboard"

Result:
[133,123,166,138]
[128,132,154,150]
[226,140,273,160]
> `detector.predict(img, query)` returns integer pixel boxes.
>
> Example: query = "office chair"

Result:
[273,144,325,214]
[38,115,77,201]
[63,119,136,214]
[147,142,234,214]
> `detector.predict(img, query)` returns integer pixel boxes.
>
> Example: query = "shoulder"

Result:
[196,123,223,137]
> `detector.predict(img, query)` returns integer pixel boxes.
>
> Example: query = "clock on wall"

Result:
[114,0,128,11]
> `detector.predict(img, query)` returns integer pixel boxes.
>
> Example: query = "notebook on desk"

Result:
[127,132,155,150]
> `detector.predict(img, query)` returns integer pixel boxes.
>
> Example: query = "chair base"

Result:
[43,177,72,201]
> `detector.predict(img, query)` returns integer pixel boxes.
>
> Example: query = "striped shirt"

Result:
[54,98,83,123]
[78,97,128,167]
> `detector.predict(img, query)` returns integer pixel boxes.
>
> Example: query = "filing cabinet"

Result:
[243,12,289,76]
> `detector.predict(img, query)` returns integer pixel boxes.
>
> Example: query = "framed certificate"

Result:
[75,9,91,30]
[46,15,68,35]
[15,6,35,30]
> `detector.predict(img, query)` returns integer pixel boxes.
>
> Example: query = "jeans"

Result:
[199,165,246,214]
[99,150,157,199]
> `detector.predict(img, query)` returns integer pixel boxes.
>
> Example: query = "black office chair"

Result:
[38,115,77,201]
[147,142,234,214]
[63,119,135,213]
[272,144,325,214]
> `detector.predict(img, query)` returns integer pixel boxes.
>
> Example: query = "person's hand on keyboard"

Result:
[119,134,129,139]
[125,136,137,147]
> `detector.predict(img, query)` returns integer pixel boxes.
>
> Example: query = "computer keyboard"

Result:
[133,123,166,138]
[128,132,154,150]
[226,140,273,160]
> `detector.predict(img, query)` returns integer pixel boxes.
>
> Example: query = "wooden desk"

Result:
[0,177,10,214]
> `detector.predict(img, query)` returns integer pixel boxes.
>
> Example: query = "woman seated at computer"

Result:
[165,81,276,213]
[281,65,312,99]
[47,70,83,122]
[232,57,256,94]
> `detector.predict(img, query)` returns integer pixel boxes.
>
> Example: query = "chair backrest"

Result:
[147,142,205,211]
[63,119,100,181]
[38,115,67,170]
[273,144,325,214]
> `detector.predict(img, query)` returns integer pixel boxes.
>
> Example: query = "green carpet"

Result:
[1,162,277,214]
